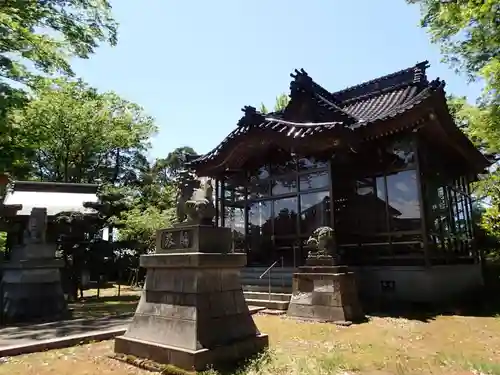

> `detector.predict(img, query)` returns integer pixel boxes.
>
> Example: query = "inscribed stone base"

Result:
[115,333,268,371]
[1,259,68,323]
[287,261,364,325]
[114,243,268,371]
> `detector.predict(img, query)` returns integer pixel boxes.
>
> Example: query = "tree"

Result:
[408,1,499,101]
[259,93,290,114]
[116,205,175,253]
[116,161,180,252]
[54,183,136,300]
[408,0,500,160]
[0,232,6,254]
[409,0,500,238]
[0,0,117,93]
[0,0,118,175]
[408,0,500,155]
[152,146,197,184]
[10,78,157,184]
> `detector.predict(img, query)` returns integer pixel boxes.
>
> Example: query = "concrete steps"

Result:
[244,291,291,311]
[241,267,294,310]
[246,298,289,311]
[244,291,291,301]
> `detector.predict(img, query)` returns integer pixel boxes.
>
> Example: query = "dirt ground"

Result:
[1,313,500,375]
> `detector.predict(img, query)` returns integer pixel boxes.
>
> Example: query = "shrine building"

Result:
[187,61,489,304]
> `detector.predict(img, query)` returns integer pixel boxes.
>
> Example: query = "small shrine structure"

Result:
[0,179,99,323]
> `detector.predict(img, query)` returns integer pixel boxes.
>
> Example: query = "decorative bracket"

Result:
[237,106,266,127]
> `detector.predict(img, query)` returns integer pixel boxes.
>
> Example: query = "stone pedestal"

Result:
[287,256,364,325]
[1,244,68,323]
[114,225,268,371]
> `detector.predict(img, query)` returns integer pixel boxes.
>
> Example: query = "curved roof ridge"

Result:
[332,61,430,102]
[264,117,344,128]
[289,69,358,122]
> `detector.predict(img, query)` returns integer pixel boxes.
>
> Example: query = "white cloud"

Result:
[389,198,420,218]
[395,182,410,192]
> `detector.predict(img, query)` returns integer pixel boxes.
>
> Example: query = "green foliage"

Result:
[116,206,175,252]
[409,0,500,156]
[259,93,290,114]
[0,0,117,175]
[0,231,6,253]
[9,78,157,183]
[0,0,199,259]
[408,0,499,99]
[409,1,500,244]
[115,150,193,251]
[153,146,197,184]
[0,0,117,87]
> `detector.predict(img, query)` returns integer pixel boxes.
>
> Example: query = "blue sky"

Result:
[71,0,482,159]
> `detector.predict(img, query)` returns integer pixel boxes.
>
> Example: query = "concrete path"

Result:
[0,315,131,349]
[0,305,265,356]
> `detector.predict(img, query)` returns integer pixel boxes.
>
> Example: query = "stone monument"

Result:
[287,226,364,325]
[114,171,268,371]
[1,207,68,323]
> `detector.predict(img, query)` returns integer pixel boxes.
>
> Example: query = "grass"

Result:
[67,284,141,319]
[2,313,500,375]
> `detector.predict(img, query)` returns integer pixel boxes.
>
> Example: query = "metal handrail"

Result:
[259,257,284,301]
[259,260,279,279]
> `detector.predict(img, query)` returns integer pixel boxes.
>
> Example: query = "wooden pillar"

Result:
[414,135,431,266]
[465,174,480,263]
[214,178,220,227]
[327,159,340,266]
[220,176,226,227]
[244,171,249,256]
[327,160,335,231]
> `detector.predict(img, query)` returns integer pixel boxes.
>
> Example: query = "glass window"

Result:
[391,233,424,256]
[224,206,245,234]
[246,201,273,264]
[273,197,298,237]
[297,157,328,171]
[270,159,297,175]
[272,175,297,195]
[257,166,270,180]
[299,191,331,236]
[386,170,421,232]
[351,177,389,235]
[299,170,329,191]
[224,205,246,251]
[248,176,270,199]
[247,201,272,237]
[224,186,245,203]
[386,138,416,169]
[224,175,246,205]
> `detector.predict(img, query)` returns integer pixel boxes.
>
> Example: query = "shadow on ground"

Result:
[359,264,500,322]
[69,294,140,319]
[364,286,500,322]
[0,315,130,346]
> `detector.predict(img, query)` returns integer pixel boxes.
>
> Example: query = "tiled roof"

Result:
[289,60,443,128]
[3,181,99,216]
[190,61,442,168]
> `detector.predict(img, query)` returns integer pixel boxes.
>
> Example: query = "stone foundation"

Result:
[352,264,484,305]
[1,208,68,323]
[287,257,364,324]
[1,259,68,323]
[115,225,268,371]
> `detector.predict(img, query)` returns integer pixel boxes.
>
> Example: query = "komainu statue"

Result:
[175,168,215,225]
[306,226,336,258]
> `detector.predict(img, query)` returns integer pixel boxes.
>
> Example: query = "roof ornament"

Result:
[237,106,265,127]
[413,60,430,85]
[290,68,312,93]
